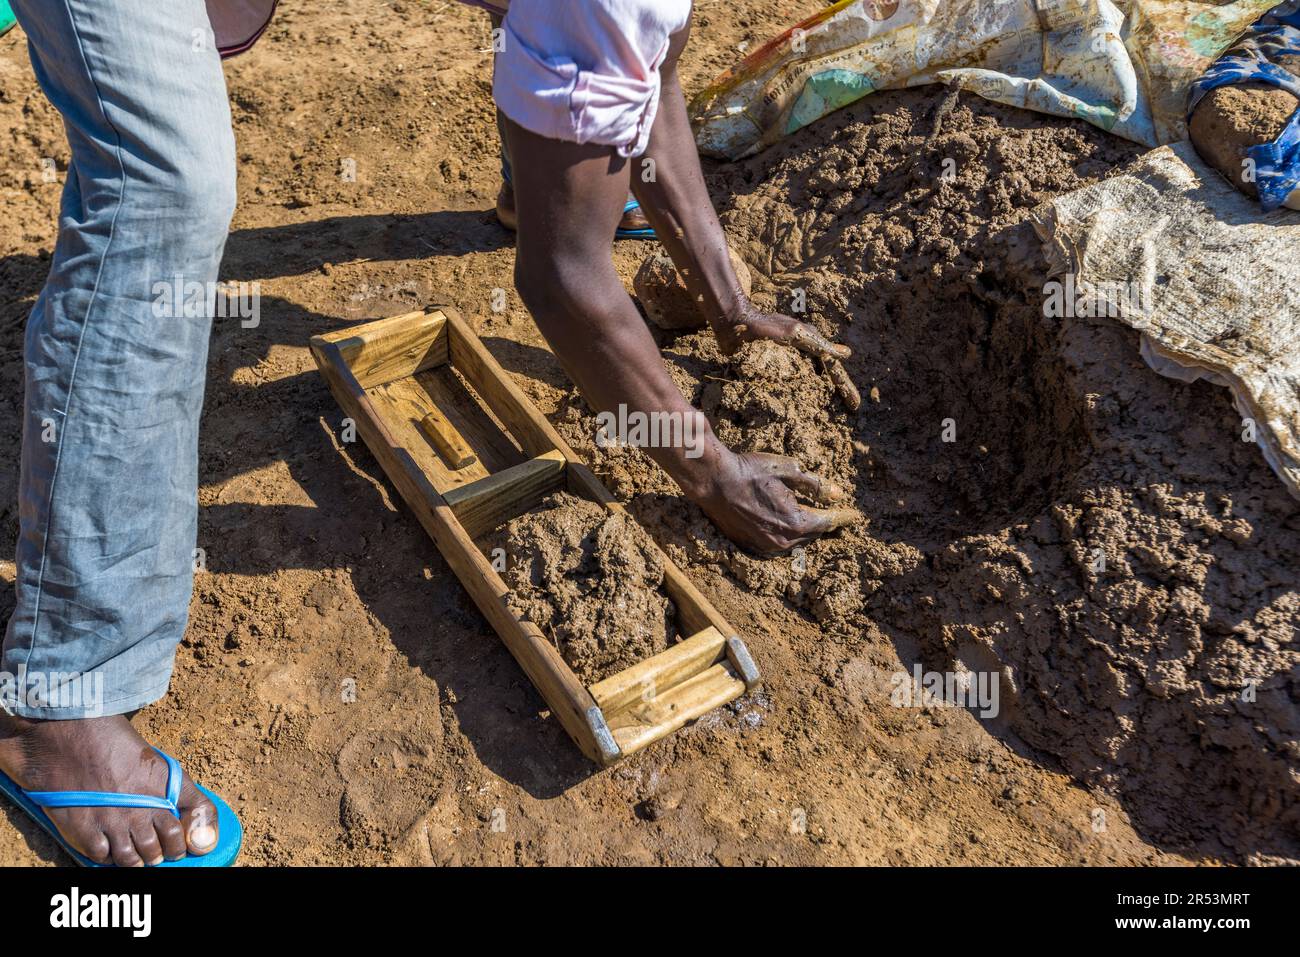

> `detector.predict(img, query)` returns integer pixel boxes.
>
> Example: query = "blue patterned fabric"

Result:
[1189,2,1300,211]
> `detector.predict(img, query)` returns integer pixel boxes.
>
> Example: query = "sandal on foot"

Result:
[0,746,242,867]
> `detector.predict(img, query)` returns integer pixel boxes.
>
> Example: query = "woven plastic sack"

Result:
[690,0,1279,159]
[1033,140,1300,499]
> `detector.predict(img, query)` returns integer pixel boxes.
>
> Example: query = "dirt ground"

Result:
[1,1,1295,866]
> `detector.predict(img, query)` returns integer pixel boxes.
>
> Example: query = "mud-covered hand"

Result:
[716,306,861,410]
[695,451,862,555]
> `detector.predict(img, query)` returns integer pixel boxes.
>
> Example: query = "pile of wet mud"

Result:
[1191,82,1299,200]
[485,491,676,685]
[556,88,1298,862]
[1188,33,1300,202]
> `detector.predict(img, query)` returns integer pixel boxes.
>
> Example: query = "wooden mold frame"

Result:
[310,307,761,766]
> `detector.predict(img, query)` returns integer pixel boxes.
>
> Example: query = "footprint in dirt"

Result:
[337,728,444,845]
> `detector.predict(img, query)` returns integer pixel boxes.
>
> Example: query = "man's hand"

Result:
[715,305,862,411]
[695,451,862,555]
[621,33,862,414]
[505,20,861,557]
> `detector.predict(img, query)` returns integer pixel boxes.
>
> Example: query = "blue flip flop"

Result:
[499,167,657,240]
[0,747,242,867]
[614,198,657,240]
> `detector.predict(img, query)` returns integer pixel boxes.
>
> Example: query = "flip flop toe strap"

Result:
[23,748,183,818]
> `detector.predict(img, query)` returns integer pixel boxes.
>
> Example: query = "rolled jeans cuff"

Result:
[0,664,173,720]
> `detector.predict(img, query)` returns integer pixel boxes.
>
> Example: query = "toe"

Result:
[179,783,219,856]
[74,828,113,866]
[44,809,113,865]
[155,814,188,861]
[108,828,145,868]
[131,821,165,866]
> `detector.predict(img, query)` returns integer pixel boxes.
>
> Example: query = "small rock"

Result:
[633,246,751,331]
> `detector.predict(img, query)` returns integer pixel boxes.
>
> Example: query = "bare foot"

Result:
[495,180,519,231]
[0,713,219,866]
[617,200,652,234]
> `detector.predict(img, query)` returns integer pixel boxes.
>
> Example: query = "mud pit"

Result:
[484,492,675,685]
[571,89,1300,861]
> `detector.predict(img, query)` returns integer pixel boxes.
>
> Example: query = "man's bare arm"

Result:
[503,118,856,553]
[628,24,860,409]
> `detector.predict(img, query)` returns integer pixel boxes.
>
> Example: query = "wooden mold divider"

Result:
[310,307,761,766]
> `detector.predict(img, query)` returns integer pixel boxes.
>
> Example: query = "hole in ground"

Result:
[850,277,1089,551]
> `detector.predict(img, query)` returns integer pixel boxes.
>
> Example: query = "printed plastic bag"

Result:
[690,0,1279,159]
[1187,0,1300,210]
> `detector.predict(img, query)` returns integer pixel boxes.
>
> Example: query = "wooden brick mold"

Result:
[310,307,761,765]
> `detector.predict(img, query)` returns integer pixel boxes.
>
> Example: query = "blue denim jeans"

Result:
[2,0,236,718]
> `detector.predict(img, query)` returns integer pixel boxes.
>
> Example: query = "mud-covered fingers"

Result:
[823,357,861,411]
[786,321,851,362]
[762,505,863,554]
[795,505,864,539]
[779,321,859,409]
[752,452,848,505]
